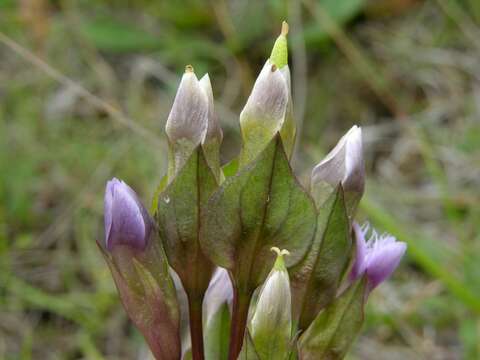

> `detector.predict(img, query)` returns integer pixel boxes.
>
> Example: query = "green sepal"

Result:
[290,186,352,330]
[204,303,231,360]
[157,147,218,299]
[270,21,289,69]
[221,157,239,180]
[238,329,261,360]
[200,135,316,295]
[98,236,181,360]
[151,174,168,214]
[167,138,198,181]
[298,278,367,360]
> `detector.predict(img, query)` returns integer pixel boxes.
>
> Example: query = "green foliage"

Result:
[298,278,367,360]
[291,187,352,331]
[157,147,217,298]
[204,303,230,360]
[200,136,316,294]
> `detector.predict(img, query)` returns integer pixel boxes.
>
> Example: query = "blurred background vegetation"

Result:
[1,0,480,359]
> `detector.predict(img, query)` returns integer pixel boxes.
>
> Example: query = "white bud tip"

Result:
[281,21,289,36]
[271,247,290,256]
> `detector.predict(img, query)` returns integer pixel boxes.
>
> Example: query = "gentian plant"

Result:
[98,22,407,360]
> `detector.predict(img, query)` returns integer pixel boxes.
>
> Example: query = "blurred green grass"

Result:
[1,0,480,359]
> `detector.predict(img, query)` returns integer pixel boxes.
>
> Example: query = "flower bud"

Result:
[311,125,364,216]
[165,65,209,177]
[250,247,292,359]
[239,60,289,165]
[240,22,295,166]
[350,222,407,291]
[104,178,152,251]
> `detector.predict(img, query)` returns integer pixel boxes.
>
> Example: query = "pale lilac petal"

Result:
[311,126,364,193]
[199,73,222,144]
[203,268,233,325]
[104,178,118,245]
[365,241,407,289]
[166,68,209,145]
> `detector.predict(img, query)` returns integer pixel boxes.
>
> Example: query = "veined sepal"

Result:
[290,185,352,331]
[98,233,181,360]
[157,146,217,298]
[200,135,316,359]
[297,277,367,360]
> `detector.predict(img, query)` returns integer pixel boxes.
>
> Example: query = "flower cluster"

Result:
[98,22,407,360]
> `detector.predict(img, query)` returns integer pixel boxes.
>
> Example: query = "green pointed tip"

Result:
[271,247,289,271]
[270,21,289,69]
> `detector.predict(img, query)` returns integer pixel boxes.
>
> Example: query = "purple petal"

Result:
[104,178,150,251]
[365,241,407,289]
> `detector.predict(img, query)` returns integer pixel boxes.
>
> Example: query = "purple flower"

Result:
[350,222,407,290]
[104,178,152,251]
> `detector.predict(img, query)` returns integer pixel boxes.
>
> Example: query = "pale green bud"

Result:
[250,247,292,359]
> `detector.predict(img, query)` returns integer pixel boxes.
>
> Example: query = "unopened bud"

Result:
[250,247,292,359]
[311,125,364,216]
[166,66,209,177]
[104,178,152,251]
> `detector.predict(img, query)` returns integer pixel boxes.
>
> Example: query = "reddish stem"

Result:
[228,289,251,360]
[188,297,205,360]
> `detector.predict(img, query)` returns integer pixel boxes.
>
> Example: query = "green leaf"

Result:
[298,278,367,360]
[151,174,168,214]
[157,147,217,298]
[200,135,316,295]
[99,238,181,360]
[221,157,239,179]
[290,186,352,330]
[204,303,231,360]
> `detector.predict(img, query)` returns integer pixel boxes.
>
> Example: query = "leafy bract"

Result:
[157,147,217,298]
[238,330,261,360]
[98,238,181,360]
[298,278,367,360]
[200,136,316,295]
[291,186,352,330]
